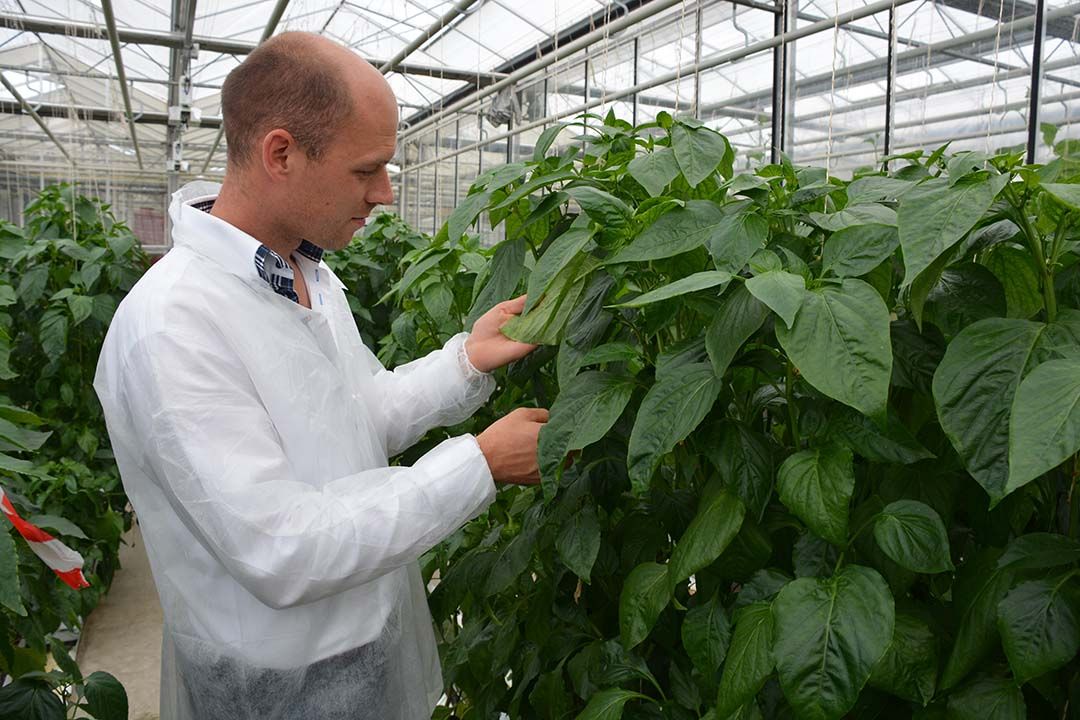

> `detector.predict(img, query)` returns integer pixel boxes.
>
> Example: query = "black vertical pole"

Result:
[1027,0,1047,164]
[884,4,897,163]
[771,0,786,164]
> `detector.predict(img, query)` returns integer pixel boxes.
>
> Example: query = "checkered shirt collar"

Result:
[189,198,324,304]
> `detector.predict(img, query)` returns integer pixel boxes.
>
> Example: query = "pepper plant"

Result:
[363,115,1080,718]
[0,184,142,719]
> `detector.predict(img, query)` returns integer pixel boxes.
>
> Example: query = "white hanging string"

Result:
[984,0,1007,153]
[825,0,842,179]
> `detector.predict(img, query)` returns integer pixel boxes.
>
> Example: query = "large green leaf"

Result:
[1008,358,1080,495]
[483,526,538,596]
[83,671,128,720]
[491,168,577,210]
[575,688,652,720]
[533,123,568,161]
[610,271,731,308]
[821,224,899,279]
[379,248,450,303]
[556,504,602,582]
[26,515,87,540]
[612,200,724,263]
[922,263,1007,338]
[932,318,1044,504]
[777,445,854,547]
[627,363,722,494]
[773,565,895,720]
[746,271,807,329]
[669,485,746,586]
[705,284,770,378]
[941,549,1014,690]
[446,190,493,245]
[715,602,775,718]
[777,279,892,420]
[502,256,594,345]
[67,294,93,326]
[898,173,1008,285]
[868,613,938,706]
[682,593,732,676]
[525,218,594,313]
[671,123,730,187]
[567,186,633,230]
[1042,182,1080,212]
[873,500,954,573]
[825,407,934,465]
[538,371,634,490]
[467,237,525,326]
[946,676,1026,720]
[809,204,897,232]
[998,533,1080,570]
[0,417,51,452]
[17,265,47,306]
[0,679,64,720]
[846,176,916,204]
[0,528,25,616]
[997,576,1080,684]
[982,245,1042,319]
[38,306,68,363]
[709,210,769,274]
[619,562,671,649]
[712,423,774,521]
[628,147,681,197]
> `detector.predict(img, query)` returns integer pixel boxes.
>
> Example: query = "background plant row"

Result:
[0,185,140,720]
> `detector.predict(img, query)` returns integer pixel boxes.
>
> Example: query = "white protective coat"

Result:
[94,181,498,719]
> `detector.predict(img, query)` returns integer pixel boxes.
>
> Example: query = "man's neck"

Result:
[210,177,301,260]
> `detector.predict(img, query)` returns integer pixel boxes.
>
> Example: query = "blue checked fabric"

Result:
[192,199,323,305]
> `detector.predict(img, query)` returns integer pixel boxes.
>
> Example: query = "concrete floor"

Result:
[76,523,162,720]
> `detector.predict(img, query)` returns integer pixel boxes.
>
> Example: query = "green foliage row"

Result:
[0,185,143,719]
[341,113,1080,720]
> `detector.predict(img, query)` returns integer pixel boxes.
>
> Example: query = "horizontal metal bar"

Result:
[795,88,1080,147]
[0,99,223,127]
[0,11,503,83]
[0,62,220,88]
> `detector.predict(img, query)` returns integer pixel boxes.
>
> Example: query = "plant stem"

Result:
[1007,183,1058,322]
[786,361,801,449]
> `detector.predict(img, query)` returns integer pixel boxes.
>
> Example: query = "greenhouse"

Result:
[0,0,1079,719]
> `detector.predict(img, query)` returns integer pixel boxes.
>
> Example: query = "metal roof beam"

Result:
[0,75,73,162]
[379,0,484,74]
[0,99,222,126]
[100,0,144,168]
[0,12,500,83]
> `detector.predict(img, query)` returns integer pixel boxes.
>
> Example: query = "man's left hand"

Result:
[465,295,538,373]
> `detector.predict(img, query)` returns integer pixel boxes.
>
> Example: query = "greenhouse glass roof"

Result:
[0,0,1075,191]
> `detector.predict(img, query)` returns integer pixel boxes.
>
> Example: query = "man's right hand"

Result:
[476,407,549,486]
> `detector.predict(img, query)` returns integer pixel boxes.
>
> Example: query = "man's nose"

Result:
[367,168,395,207]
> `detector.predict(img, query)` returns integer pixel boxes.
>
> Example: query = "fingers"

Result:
[515,407,549,423]
[500,295,528,315]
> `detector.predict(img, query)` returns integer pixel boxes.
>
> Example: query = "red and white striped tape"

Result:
[0,485,89,590]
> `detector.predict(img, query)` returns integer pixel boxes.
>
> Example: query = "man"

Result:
[93,31,546,720]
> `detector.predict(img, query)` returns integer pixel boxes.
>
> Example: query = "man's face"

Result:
[289,102,398,252]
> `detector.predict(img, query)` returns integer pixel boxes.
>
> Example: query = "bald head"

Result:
[220,32,396,168]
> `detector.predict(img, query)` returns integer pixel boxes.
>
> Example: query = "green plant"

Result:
[325,211,439,352]
[375,114,1080,719]
[0,184,141,718]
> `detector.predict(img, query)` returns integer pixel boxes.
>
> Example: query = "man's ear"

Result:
[261,129,299,181]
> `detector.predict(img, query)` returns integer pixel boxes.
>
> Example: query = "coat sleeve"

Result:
[369,332,496,457]
[108,329,496,610]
